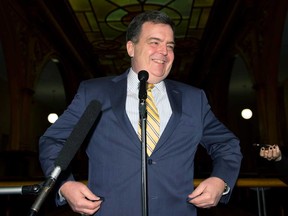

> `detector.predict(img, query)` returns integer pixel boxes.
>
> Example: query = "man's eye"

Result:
[167,45,175,50]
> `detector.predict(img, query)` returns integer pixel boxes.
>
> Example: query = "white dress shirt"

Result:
[126,68,172,135]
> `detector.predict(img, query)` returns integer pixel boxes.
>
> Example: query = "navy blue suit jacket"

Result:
[39,70,242,216]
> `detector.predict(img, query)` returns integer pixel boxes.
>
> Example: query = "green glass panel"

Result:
[91,0,117,20]
[146,0,171,4]
[76,13,91,32]
[107,21,128,32]
[199,8,211,28]
[165,0,193,18]
[68,0,91,11]
[190,8,201,28]
[194,0,214,7]
[107,10,127,22]
[174,20,189,38]
[99,23,123,40]
[109,0,139,5]
[86,12,99,32]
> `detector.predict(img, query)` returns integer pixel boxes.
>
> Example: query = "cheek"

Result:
[166,54,174,68]
[135,49,148,60]
[169,52,175,61]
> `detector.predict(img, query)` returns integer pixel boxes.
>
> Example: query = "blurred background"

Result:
[0,0,287,215]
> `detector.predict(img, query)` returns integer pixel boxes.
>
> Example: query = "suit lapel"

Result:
[109,74,182,154]
[109,71,141,150]
[153,80,182,154]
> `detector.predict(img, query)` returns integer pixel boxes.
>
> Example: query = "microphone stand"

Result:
[0,168,60,216]
[0,183,42,195]
[0,169,59,216]
[28,166,61,216]
[0,100,102,215]
[138,70,149,216]
[0,181,42,215]
[139,97,148,216]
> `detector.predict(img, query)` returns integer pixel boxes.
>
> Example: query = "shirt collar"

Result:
[127,68,165,93]
[127,68,139,93]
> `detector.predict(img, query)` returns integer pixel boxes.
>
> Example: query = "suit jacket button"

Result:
[148,159,156,165]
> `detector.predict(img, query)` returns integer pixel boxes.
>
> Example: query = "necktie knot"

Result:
[147,83,154,91]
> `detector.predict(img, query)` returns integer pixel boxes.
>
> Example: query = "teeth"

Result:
[153,59,165,64]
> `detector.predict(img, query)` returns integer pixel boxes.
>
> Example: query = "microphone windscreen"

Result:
[138,70,149,82]
[54,100,102,170]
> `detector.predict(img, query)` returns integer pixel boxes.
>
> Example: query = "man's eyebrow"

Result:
[148,37,161,41]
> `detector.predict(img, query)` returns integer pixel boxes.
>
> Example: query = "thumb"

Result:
[188,185,204,199]
[80,185,98,201]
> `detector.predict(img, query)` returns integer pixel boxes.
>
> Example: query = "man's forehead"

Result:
[140,22,174,39]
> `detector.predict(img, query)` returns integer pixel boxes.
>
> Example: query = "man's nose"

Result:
[158,44,168,55]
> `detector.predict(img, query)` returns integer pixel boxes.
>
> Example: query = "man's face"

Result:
[126,22,175,84]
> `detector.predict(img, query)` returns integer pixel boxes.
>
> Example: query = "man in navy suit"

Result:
[39,10,242,216]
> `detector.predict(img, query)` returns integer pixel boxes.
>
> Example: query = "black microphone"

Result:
[138,70,149,100]
[28,100,102,216]
[54,100,102,170]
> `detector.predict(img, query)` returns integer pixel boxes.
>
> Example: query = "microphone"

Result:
[28,100,102,216]
[54,100,102,170]
[138,70,149,100]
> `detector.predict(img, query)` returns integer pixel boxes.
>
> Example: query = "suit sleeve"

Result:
[39,82,88,205]
[199,90,242,203]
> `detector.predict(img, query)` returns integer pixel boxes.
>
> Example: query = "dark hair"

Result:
[126,10,175,43]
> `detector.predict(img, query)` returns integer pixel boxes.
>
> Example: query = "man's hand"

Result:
[187,177,226,208]
[60,181,103,215]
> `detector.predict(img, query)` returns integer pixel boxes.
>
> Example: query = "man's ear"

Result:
[126,41,134,58]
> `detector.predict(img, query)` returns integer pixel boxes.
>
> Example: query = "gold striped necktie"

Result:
[145,84,160,156]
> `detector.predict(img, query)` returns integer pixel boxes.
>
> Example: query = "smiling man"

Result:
[126,21,175,84]
[39,10,242,216]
